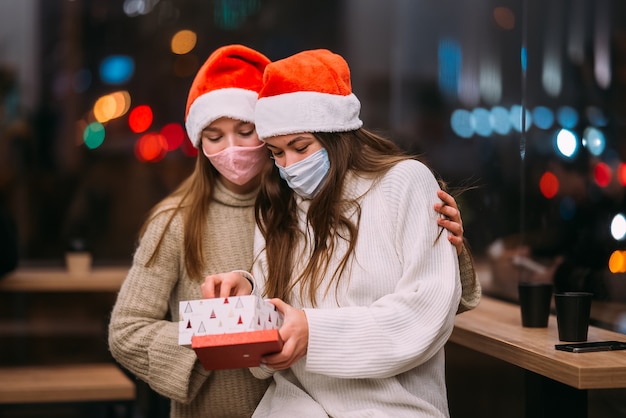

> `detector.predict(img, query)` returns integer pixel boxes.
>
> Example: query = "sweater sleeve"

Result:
[456,245,482,314]
[108,210,209,404]
[303,161,461,379]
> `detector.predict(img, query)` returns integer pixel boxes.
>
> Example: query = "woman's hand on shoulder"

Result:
[434,189,464,255]
[200,271,253,298]
[260,298,308,370]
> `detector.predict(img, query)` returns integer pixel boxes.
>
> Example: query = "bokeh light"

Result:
[213,0,261,30]
[100,55,135,85]
[128,105,153,133]
[93,91,131,123]
[171,29,197,54]
[556,106,579,129]
[490,106,512,135]
[509,105,532,132]
[582,127,606,156]
[539,171,559,198]
[181,135,198,157]
[123,0,160,16]
[493,7,515,30]
[609,250,626,273]
[134,132,167,162]
[586,106,608,127]
[532,106,554,130]
[438,38,461,99]
[160,122,185,151]
[83,122,106,149]
[472,108,493,137]
[611,214,626,241]
[554,129,578,158]
[593,162,612,187]
[450,109,473,138]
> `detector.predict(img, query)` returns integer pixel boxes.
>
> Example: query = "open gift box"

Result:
[179,295,283,370]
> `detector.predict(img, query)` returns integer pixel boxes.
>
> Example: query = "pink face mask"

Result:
[204,142,268,186]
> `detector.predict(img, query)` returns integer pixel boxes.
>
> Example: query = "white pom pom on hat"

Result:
[254,49,363,140]
[184,44,270,148]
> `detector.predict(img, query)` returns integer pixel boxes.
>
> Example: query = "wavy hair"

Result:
[255,128,438,306]
[139,153,219,281]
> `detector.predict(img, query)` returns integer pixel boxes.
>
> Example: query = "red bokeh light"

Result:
[160,122,185,151]
[593,162,612,188]
[539,171,559,199]
[181,134,198,157]
[128,105,153,134]
[134,132,167,162]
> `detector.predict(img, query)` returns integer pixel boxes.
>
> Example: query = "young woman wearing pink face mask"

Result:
[108,45,273,418]
[109,45,477,418]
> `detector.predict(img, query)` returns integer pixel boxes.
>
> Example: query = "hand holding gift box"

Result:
[179,295,284,370]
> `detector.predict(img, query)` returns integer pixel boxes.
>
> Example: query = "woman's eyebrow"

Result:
[286,136,310,147]
[236,121,254,128]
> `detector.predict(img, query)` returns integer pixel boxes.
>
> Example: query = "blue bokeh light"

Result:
[582,127,606,156]
[490,106,512,135]
[100,55,135,85]
[532,106,554,130]
[509,105,532,132]
[450,109,474,138]
[438,38,461,99]
[556,106,579,129]
[472,108,493,137]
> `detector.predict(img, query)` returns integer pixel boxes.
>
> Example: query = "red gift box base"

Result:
[191,329,283,370]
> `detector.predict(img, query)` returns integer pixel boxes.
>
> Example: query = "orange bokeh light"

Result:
[609,250,626,274]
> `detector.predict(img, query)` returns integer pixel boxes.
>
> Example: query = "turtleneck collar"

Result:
[213,178,259,208]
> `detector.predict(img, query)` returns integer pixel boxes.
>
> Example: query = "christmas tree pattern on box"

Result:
[178,295,283,346]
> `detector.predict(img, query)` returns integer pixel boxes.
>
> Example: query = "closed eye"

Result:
[203,134,221,142]
[270,150,284,158]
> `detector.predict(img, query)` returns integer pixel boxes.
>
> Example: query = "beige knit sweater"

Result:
[457,245,481,313]
[108,181,268,418]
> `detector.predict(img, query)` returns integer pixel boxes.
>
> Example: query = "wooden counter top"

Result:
[0,363,135,403]
[0,267,128,292]
[450,296,626,389]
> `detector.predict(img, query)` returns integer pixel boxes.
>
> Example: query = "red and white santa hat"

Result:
[254,49,363,140]
[184,44,270,148]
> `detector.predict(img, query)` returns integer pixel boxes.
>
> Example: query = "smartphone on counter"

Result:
[555,340,626,353]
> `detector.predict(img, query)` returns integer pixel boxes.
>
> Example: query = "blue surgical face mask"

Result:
[275,148,330,199]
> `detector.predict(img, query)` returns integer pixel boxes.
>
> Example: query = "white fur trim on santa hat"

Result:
[185,88,258,148]
[255,91,363,140]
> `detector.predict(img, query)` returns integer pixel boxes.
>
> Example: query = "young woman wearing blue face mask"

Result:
[252,49,467,418]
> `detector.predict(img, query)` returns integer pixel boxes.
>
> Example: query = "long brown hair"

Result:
[139,153,219,281]
[255,128,431,306]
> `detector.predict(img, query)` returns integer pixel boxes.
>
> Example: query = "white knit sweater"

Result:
[251,160,462,417]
